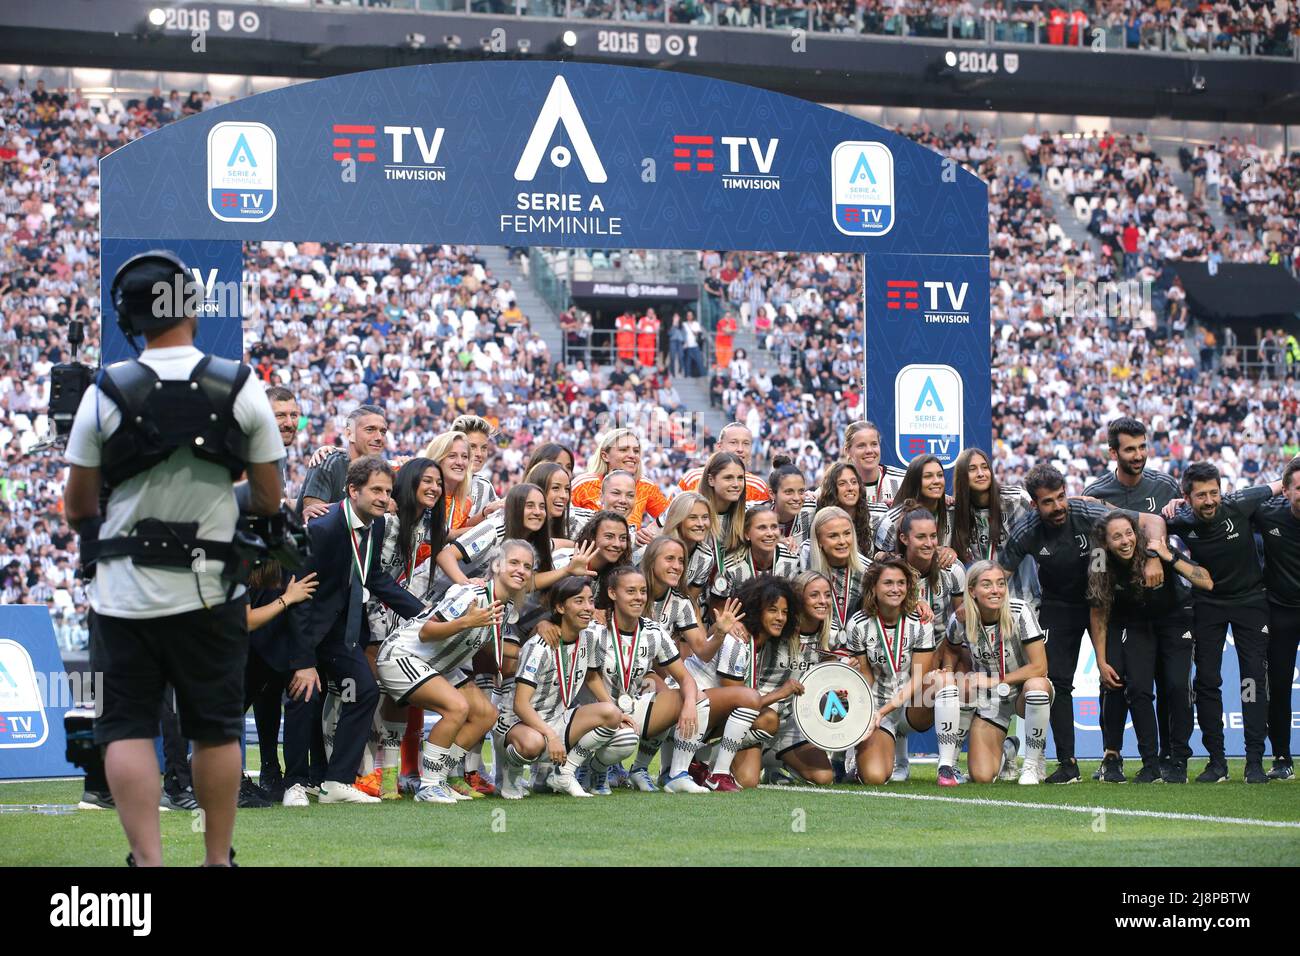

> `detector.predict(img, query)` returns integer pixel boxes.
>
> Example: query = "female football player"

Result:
[842,420,907,505]
[718,575,831,789]
[570,428,669,533]
[712,505,802,602]
[375,541,540,803]
[585,566,712,794]
[523,442,576,478]
[877,454,955,562]
[807,506,870,649]
[950,447,1027,564]
[800,462,876,560]
[421,430,476,538]
[525,461,575,545]
[657,491,720,604]
[847,559,940,786]
[898,508,965,625]
[943,561,1052,785]
[697,451,749,559]
[766,457,807,546]
[500,578,639,799]
[365,457,449,798]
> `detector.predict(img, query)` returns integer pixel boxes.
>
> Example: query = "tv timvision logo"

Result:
[885,279,971,325]
[330,123,447,182]
[832,141,893,236]
[671,134,780,190]
[894,364,963,466]
[207,121,276,222]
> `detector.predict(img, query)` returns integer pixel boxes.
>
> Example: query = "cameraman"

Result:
[64,251,285,867]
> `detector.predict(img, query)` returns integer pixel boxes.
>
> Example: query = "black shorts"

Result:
[90,599,249,745]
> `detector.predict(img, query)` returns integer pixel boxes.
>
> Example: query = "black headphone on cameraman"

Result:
[109,249,197,351]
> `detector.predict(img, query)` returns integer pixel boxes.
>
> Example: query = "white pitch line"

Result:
[757,785,1300,830]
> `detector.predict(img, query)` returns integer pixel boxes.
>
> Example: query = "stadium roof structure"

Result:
[1173,262,1300,330]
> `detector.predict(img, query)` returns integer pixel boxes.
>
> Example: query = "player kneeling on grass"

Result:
[714,575,833,789]
[848,559,940,786]
[583,566,711,794]
[942,561,1052,786]
[376,542,535,804]
[722,574,832,785]
[500,578,640,798]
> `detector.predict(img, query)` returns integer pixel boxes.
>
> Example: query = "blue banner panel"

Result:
[1050,627,1292,761]
[0,607,79,779]
[100,62,987,257]
[866,252,992,477]
[100,238,245,363]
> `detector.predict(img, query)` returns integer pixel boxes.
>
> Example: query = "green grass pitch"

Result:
[2,759,1296,866]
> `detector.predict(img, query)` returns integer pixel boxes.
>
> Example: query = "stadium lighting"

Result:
[562,30,578,48]
[147,8,167,27]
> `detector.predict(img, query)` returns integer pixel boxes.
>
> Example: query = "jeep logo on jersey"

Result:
[514,76,606,183]
[895,364,963,467]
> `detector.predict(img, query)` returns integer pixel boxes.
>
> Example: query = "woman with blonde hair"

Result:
[569,428,669,533]
[421,431,476,539]
[656,491,720,604]
[807,506,870,649]
[942,561,1052,786]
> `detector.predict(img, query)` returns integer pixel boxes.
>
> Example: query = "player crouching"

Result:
[942,561,1052,785]
[499,579,639,798]
[375,542,535,803]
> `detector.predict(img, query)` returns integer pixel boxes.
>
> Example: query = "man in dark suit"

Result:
[285,456,424,805]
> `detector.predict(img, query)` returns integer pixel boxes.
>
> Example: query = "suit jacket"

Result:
[288,502,425,670]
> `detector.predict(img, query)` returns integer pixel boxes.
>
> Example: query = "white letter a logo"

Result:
[514,76,607,184]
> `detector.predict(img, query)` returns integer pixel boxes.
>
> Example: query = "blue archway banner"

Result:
[99,60,990,473]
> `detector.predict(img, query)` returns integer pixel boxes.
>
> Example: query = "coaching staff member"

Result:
[1252,457,1300,780]
[64,251,285,866]
[1164,463,1282,784]
[287,456,425,804]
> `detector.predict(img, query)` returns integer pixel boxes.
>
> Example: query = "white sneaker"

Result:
[629,768,659,792]
[498,762,527,799]
[663,771,710,793]
[998,736,1021,782]
[414,782,458,804]
[546,769,592,797]
[1018,760,1043,786]
[318,781,381,804]
[282,783,310,807]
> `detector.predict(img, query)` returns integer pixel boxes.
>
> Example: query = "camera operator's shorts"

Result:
[90,599,248,745]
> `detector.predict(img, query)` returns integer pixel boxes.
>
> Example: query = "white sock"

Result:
[740,726,774,750]
[1023,690,1051,764]
[447,743,468,774]
[420,741,451,787]
[505,743,529,768]
[894,722,910,765]
[592,729,640,771]
[935,685,961,769]
[669,698,710,776]
[464,743,484,775]
[713,707,759,776]
[564,725,616,774]
[381,720,405,771]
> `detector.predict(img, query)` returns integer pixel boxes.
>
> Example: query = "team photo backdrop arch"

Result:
[98,60,992,475]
